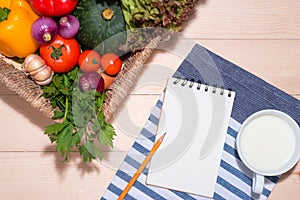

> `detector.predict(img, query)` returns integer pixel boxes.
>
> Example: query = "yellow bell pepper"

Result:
[0,0,40,58]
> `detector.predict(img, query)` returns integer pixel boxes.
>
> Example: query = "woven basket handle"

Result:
[103,36,162,121]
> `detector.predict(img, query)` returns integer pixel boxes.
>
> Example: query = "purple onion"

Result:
[31,17,58,44]
[79,72,105,93]
[58,15,80,39]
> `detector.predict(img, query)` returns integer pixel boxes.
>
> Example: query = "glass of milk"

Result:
[236,109,300,194]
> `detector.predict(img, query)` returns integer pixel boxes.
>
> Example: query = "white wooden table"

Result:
[0,1,299,199]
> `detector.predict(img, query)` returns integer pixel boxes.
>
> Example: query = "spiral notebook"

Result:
[146,77,235,198]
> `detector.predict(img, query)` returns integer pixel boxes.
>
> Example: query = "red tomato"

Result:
[40,35,80,73]
[28,0,78,17]
[101,53,122,76]
[78,50,101,72]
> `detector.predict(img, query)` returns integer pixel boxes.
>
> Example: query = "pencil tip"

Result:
[159,132,167,141]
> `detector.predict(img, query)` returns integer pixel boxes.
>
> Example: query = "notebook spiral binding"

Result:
[173,77,232,97]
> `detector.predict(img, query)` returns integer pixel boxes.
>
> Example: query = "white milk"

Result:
[239,114,296,172]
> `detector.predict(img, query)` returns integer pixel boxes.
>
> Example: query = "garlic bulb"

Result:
[23,54,54,86]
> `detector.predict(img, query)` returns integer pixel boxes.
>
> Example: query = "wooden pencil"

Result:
[118,132,166,200]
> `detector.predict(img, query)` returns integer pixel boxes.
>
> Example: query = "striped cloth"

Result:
[101,44,300,199]
[101,97,278,200]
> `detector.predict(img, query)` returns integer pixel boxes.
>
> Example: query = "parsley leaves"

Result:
[42,67,115,163]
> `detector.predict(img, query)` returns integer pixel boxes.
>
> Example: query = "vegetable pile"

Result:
[0,0,197,162]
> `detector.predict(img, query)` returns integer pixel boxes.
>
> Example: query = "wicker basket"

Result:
[0,35,161,122]
[0,0,200,122]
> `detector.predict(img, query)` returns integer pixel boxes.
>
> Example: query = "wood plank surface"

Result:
[0,0,300,199]
[138,39,300,95]
[184,0,300,39]
[0,152,113,200]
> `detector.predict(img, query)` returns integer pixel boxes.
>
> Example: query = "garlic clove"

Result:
[25,56,46,73]
[22,54,40,72]
[33,65,53,81]
[29,64,47,76]
[35,71,54,86]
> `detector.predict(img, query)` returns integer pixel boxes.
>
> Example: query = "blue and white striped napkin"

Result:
[101,44,300,200]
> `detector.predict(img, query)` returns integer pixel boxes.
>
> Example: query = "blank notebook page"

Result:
[146,77,235,198]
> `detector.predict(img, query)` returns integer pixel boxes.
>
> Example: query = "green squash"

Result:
[73,0,127,54]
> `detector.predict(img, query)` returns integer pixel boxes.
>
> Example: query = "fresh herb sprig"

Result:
[41,67,115,163]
